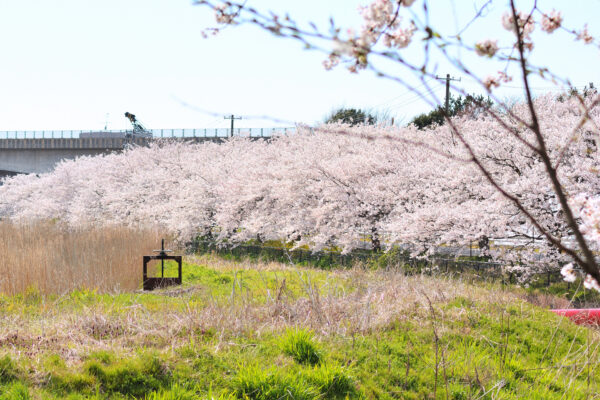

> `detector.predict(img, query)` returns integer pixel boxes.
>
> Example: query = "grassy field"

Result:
[0,251,598,399]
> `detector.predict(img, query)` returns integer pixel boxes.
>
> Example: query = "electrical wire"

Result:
[499,84,590,91]
[372,78,437,108]
[390,86,445,109]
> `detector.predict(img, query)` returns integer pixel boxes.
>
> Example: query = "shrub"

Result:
[325,108,376,126]
[280,329,322,365]
[410,94,493,129]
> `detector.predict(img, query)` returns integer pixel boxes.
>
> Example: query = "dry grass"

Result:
[0,237,586,361]
[0,262,526,361]
[0,222,161,295]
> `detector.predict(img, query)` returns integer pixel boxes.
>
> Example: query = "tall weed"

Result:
[0,222,160,294]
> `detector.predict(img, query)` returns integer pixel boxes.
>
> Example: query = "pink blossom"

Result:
[322,54,340,70]
[475,39,499,57]
[560,263,576,282]
[383,22,416,49]
[502,11,535,38]
[483,75,500,91]
[497,71,513,83]
[214,4,236,24]
[483,71,513,91]
[359,0,395,32]
[521,41,534,51]
[540,10,562,34]
[576,24,594,44]
[584,275,600,292]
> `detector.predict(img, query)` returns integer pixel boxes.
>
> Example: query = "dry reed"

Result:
[0,222,160,294]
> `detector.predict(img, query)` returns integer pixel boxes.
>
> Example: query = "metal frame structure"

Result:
[142,240,182,291]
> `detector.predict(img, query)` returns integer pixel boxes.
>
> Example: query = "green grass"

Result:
[144,384,207,400]
[230,364,355,400]
[0,355,19,384]
[1,255,600,398]
[280,328,322,365]
[0,381,30,400]
[525,278,600,308]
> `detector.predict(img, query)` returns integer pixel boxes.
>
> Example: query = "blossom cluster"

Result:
[571,195,600,249]
[475,39,498,57]
[214,4,237,24]
[327,0,418,72]
[540,10,563,34]
[501,11,535,37]
[204,0,597,86]
[483,71,512,91]
[577,25,594,44]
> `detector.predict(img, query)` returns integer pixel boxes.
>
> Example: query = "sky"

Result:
[0,0,598,131]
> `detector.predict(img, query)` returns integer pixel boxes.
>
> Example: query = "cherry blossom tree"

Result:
[193,0,600,285]
[0,90,598,283]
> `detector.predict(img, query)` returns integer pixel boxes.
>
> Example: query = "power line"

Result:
[460,77,593,91]
[500,85,590,91]
[373,79,435,108]
[391,87,445,109]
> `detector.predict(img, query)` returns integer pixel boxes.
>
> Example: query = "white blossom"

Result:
[383,22,416,49]
[577,24,594,44]
[540,10,562,34]
[502,11,535,38]
[483,75,500,91]
[584,274,600,292]
[560,263,576,283]
[214,4,236,24]
[475,39,499,57]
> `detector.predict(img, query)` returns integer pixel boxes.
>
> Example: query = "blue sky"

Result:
[0,0,598,131]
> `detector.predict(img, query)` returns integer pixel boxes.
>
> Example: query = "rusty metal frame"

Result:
[143,254,182,291]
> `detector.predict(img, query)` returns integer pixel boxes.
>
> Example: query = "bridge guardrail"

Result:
[0,128,296,140]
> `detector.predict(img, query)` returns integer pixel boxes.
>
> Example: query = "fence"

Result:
[0,127,296,140]
[189,240,565,287]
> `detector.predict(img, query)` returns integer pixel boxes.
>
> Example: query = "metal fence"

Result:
[0,127,296,140]
[189,240,565,287]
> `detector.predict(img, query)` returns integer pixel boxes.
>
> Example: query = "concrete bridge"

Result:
[0,128,293,176]
[0,137,149,176]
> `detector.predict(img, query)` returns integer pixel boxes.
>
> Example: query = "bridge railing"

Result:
[0,128,296,139]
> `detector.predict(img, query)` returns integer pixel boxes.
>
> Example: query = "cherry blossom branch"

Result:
[509,0,600,282]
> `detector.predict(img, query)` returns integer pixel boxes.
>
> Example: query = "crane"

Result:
[124,112,152,138]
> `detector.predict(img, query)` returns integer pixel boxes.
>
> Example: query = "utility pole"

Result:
[436,74,461,115]
[224,114,242,138]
